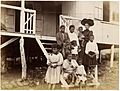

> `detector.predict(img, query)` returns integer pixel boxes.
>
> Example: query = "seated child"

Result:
[75,59,87,85]
[62,53,87,85]
[78,27,85,47]
[62,53,78,84]
[45,43,64,90]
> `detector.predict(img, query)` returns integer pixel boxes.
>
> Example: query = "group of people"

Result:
[45,18,99,89]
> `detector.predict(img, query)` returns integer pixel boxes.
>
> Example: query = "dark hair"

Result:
[90,35,94,37]
[71,40,77,45]
[78,26,83,29]
[69,25,75,30]
[60,25,65,29]
[51,43,59,49]
[66,53,72,57]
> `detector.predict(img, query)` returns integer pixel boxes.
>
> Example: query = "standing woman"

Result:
[79,18,94,73]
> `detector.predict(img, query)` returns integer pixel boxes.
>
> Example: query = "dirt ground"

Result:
[1,59,119,90]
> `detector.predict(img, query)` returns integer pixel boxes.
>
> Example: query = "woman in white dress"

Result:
[45,44,64,90]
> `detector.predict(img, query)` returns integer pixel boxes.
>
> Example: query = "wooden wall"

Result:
[26,2,62,37]
[32,2,62,37]
[62,1,119,45]
[1,1,62,37]
[1,8,15,32]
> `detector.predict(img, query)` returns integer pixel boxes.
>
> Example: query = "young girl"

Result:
[45,44,64,90]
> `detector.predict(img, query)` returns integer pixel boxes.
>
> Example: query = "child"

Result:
[78,26,85,47]
[62,53,78,85]
[56,25,70,58]
[68,25,80,46]
[45,44,64,90]
[85,35,99,73]
[64,40,72,59]
[75,59,87,86]
[62,53,87,85]
[71,40,80,60]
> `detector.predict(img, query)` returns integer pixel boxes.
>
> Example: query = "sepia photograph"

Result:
[0,0,119,90]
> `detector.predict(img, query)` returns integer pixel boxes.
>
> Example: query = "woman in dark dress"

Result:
[78,18,94,73]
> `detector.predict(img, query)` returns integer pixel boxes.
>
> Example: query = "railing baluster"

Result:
[30,13,32,34]
[33,11,36,34]
[26,12,29,33]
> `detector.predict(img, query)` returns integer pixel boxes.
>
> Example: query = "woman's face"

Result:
[85,23,90,29]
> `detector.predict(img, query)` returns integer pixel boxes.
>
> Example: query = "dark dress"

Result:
[78,29,93,73]
[86,51,97,66]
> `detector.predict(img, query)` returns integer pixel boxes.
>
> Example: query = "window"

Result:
[103,1,110,22]
[94,2,103,20]
[95,7,103,20]
[112,12,119,22]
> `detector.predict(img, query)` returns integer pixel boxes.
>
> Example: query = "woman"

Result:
[78,18,94,73]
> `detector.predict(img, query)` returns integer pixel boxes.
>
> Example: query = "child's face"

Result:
[78,61,82,65]
[67,54,72,61]
[72,41,77,46]
[60,27,65,33]
[70,27,75,33]
[52,48,58,54]
[89,36,94,42]
[78,27,83,32]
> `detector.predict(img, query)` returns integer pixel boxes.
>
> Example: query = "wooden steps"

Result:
[40,39,57,53]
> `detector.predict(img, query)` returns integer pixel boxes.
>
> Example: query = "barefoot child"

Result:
[75,59,87,86]
[45,44,64,89]
[85,35,99,73]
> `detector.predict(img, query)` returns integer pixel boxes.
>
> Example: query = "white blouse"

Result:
[85,41,99,55]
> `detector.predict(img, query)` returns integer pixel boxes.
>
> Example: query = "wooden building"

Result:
[0,1,119,80]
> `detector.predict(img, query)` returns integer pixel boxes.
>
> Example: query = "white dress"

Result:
[76,65,87,82]
[45,53,63,84]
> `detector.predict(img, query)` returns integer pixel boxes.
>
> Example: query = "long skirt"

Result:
[45,66,61,84]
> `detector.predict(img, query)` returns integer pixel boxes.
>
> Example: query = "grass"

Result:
[2,60,119,90]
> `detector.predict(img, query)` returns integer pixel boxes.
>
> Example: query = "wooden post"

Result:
[20,0,25,33]
[95,65,98,83]
[20,37,27,80]
[99,50,102,63]
[20,0,27,80]
[110,45,114,68]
